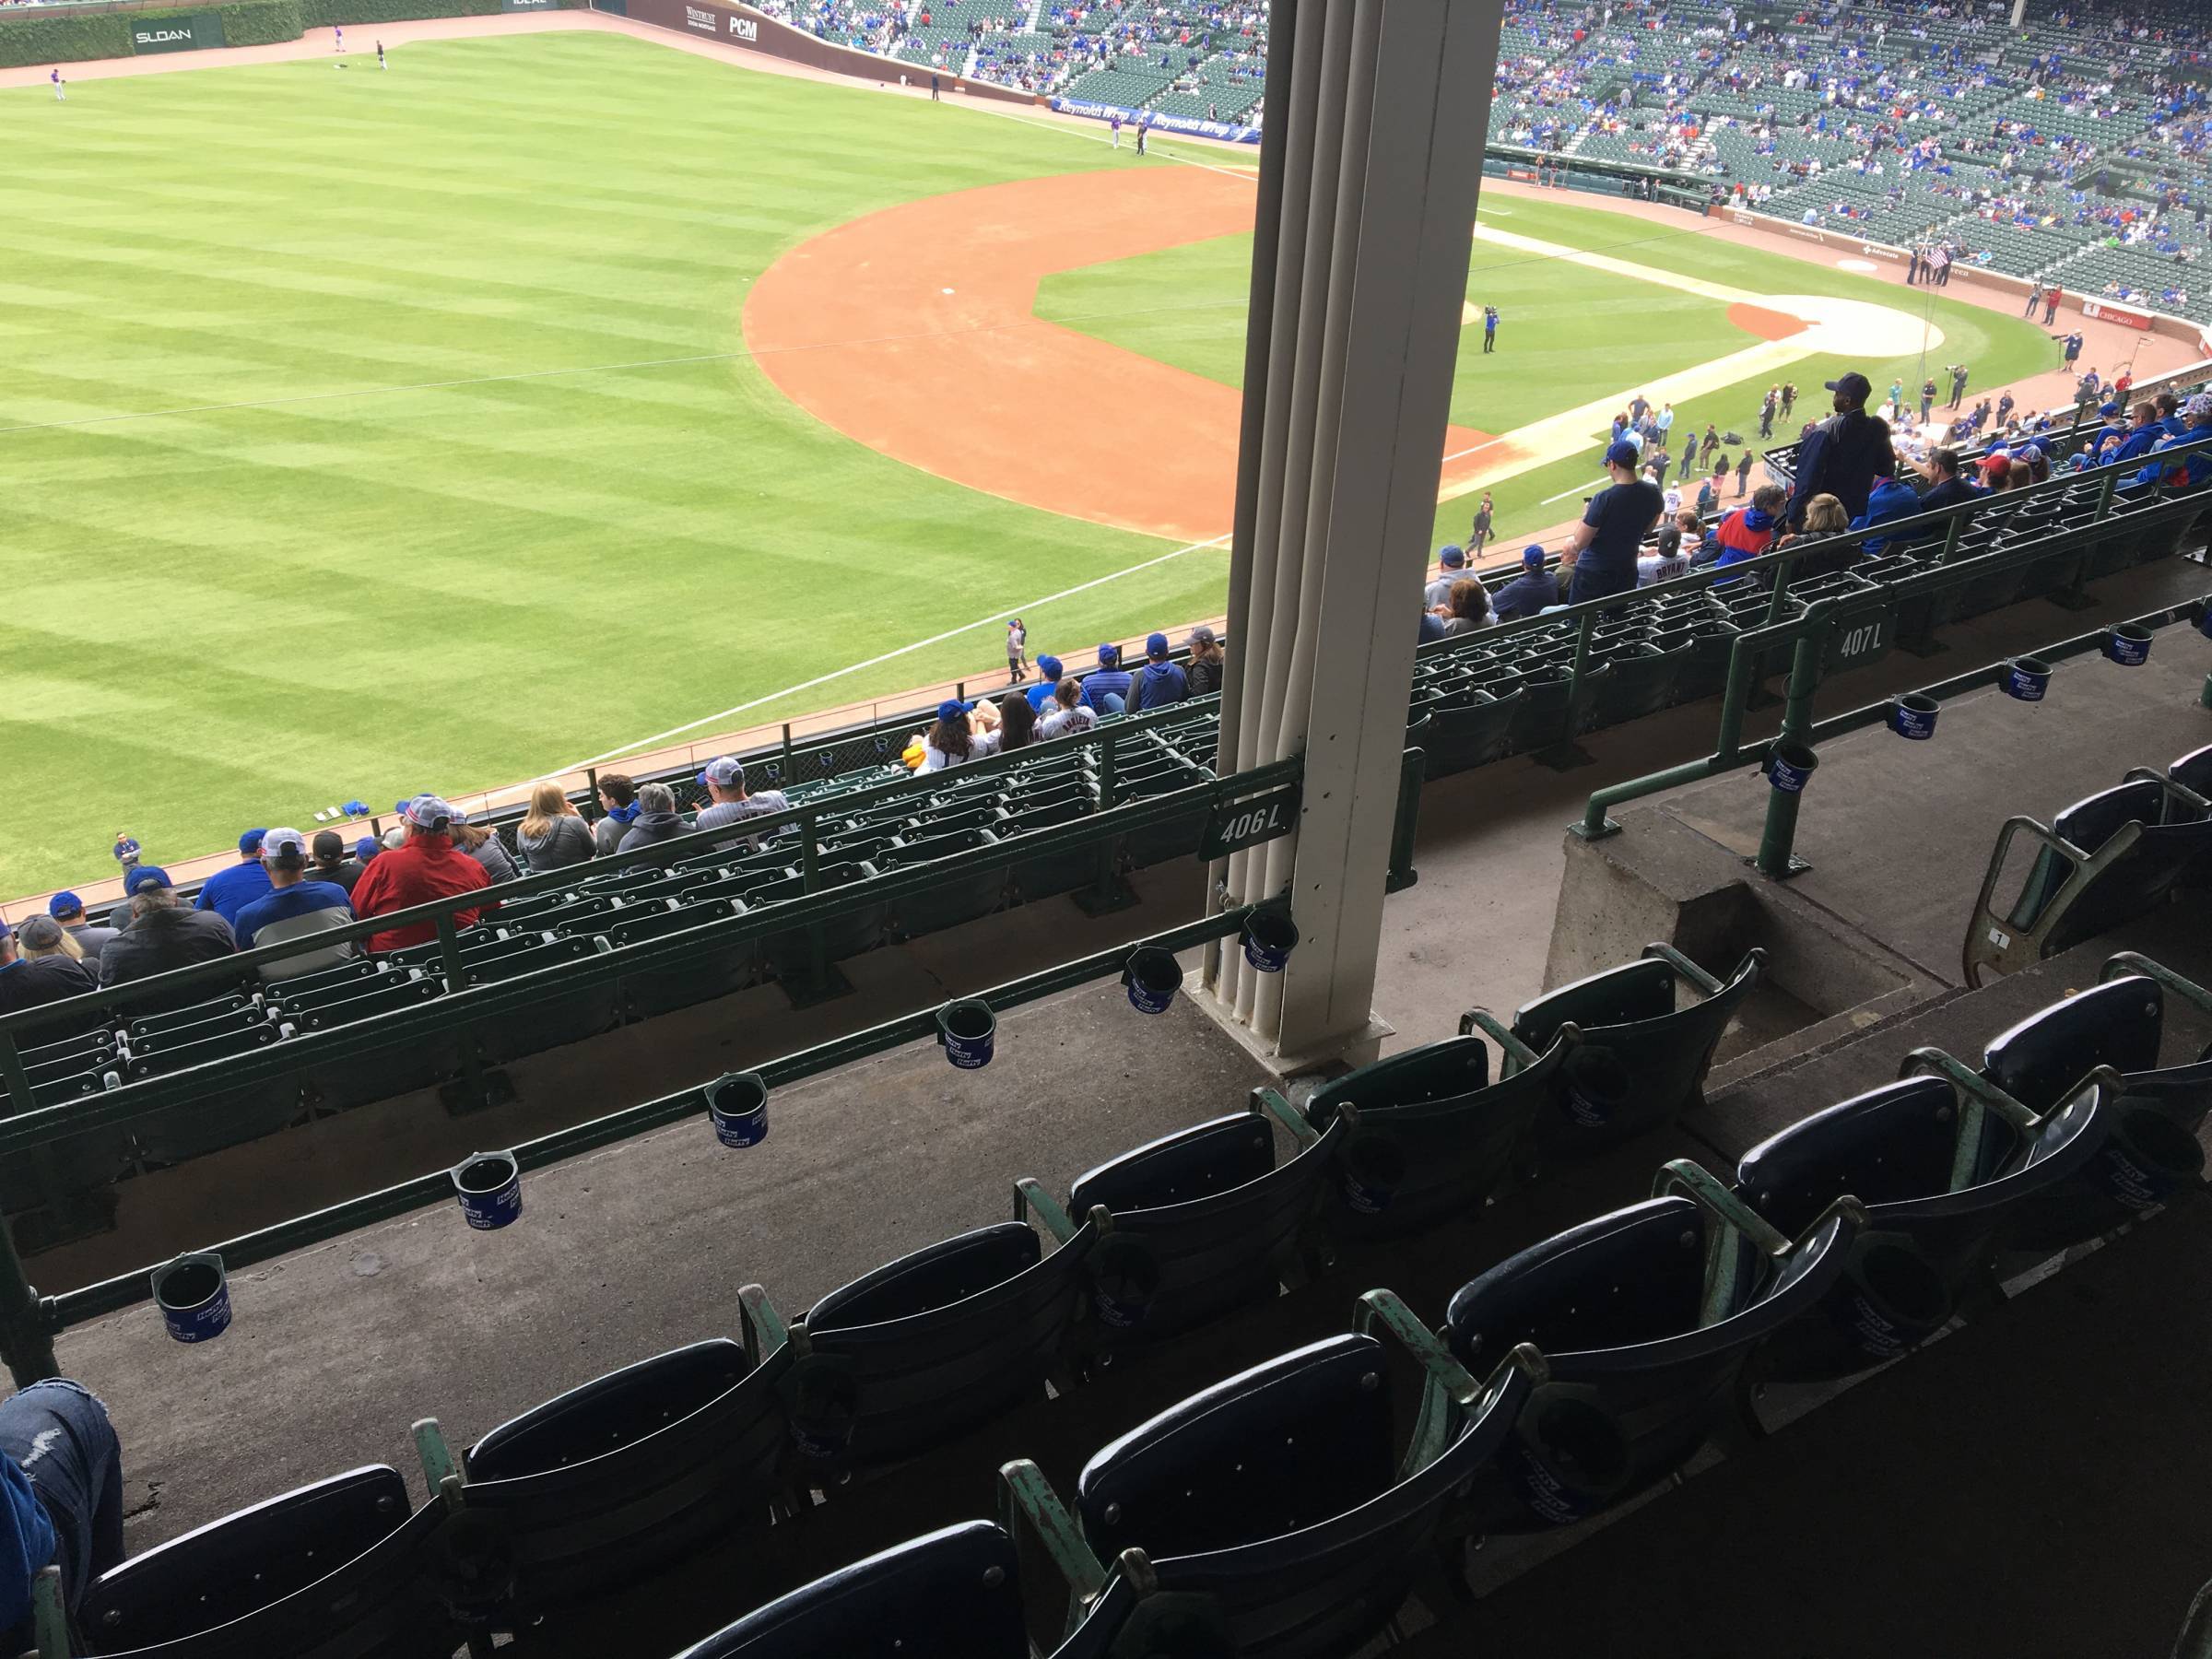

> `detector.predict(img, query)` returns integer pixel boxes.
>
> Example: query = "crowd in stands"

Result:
[1408,360,2212,639]
[741,0,2212,317]
[0,622,1232,1016]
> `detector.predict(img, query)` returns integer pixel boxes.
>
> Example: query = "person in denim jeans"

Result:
[0,1379,124,1645]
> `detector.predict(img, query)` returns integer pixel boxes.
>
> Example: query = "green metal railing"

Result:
[0,902,1281,1387]
[1575,592,2212,880]
[0,726,1311,1136]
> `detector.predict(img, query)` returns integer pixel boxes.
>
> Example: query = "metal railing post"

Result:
[0,1033,30,1123]
[0,1216,55,1392]
[1386,746,1427,892]
[1753,618,1830,879]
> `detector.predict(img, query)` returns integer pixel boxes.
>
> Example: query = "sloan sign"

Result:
[132,15,224,53]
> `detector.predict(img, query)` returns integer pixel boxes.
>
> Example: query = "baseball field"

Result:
[0,25,2056,897]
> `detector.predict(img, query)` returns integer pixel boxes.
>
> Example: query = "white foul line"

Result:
[1541,477,1608,504]
[539,532,1233,776]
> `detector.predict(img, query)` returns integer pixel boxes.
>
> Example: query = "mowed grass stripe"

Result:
[2,31,1252,895]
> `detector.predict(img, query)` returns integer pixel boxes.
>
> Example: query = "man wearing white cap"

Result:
[230,829,356,981]
[692,758,793,853]
[349,796,491,953]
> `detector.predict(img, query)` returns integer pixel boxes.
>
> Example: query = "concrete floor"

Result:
[28,549,2211,1571]
[1366,553,2212,1046]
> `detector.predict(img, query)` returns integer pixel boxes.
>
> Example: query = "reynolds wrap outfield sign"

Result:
[1051,96,1261,145]
[132,14,224,53]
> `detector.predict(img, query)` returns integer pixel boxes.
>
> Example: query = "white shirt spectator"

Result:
[1039,704,1099,741]
[919,730,1001,772]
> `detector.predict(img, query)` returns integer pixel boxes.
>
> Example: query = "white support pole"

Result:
[1199,0,1504,1073]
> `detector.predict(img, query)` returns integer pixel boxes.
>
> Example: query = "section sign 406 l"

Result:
[1200,782,1300,860]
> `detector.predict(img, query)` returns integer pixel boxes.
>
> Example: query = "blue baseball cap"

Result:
[238,829,267,855]
[355,837,382,863]
[936,699,973,724]
[0,918,10,944]
[1036,653,1063,680]
[123,865,172,897]
[1146,632,1170,658]
[1606,440,1640,469]
[1523,545,1547,566]
[1097,641,1122,665]
[1439,545,1465,568]
[46,892,82,917]
[697,757,745,789]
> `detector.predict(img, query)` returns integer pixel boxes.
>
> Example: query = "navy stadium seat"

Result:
[1510,946,1762,1151]
[1445,1170,1859,1526]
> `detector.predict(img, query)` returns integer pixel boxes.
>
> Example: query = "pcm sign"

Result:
[729,14,758,37]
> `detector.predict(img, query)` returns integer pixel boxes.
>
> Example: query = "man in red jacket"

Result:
[350,795,491,953]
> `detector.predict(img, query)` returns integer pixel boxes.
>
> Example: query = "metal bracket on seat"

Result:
[1641,942,1724,997]
[1013,1177,1083,1245]
[2101,952,2212,1020]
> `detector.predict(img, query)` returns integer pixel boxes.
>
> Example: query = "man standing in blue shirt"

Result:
[194,830,273,926]
[1562,441,1665,606]
[1482,305,1499,354]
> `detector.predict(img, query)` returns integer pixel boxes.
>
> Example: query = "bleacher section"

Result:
[16,365,2212,1260]
[21,905,2212,1655]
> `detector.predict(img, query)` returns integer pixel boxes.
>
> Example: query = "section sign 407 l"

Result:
[1200,782,1300,860]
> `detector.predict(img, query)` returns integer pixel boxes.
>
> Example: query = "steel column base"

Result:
[1568,817,1623,841]
[1530,740,1597,772]
[440,1067,517,1117]
[778,964,856,1010]
[1071,877,1140,916]
[1747,853,1814,879]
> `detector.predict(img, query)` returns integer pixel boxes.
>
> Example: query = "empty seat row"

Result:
[1967,742,2212,984]
[43,945,2206,1657]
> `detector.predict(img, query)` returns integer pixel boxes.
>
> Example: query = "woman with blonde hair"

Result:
[1782,491,1856,580]
[516,782,595,872]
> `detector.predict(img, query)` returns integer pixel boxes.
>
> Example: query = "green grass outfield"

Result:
[1041,194,2058,548]
[0,28,2052,896]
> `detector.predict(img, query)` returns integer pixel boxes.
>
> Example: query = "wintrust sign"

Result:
[684,5,717,29]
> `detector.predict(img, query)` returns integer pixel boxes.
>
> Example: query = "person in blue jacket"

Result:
[1024,654,1065,712]
[1131,633,1188,711]
[2135,394,2212,490]
[0,1379,124,1648]
[1849,460,1925,557]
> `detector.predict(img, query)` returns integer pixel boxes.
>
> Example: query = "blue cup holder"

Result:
[1241,911,1299,974]
[1764,741,1818,794]
[2002,655,2053,701]
[2103,623,2153,666]
[1888,694,1939,741]
[1123,947,1182,1016]
[706,1072,770,1148]
[453,1151,523,1231]
[152,1253,230,1345]
[935,998,995,1069]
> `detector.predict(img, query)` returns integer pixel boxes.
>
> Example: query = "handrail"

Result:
[0,760,1298,1139]
[1576,591,2212,868]
[0,699,1232,1041]
[0,901,1274,1381]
